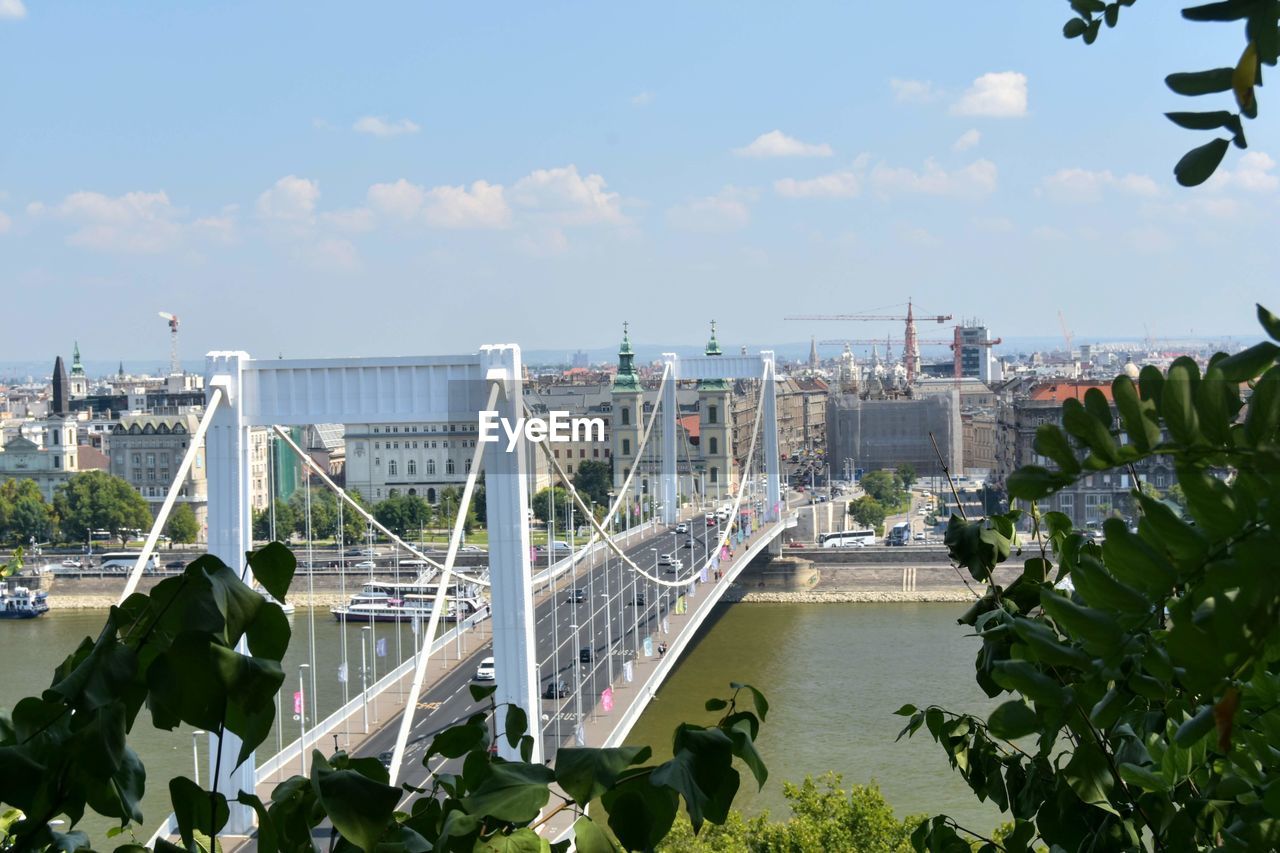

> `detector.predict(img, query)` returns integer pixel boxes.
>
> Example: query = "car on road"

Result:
[567,588,587,603]
[165,559,186,569]
[542,680,569,699]
[658,553,680,566]
[579,647,593,663]
[378,750,393,768]
[459,544,484,552]
[675,523,688,534]
[353,560,377,570]
[474,656,496,680]
[915,532,926,541]
[631,594,646,607]
[704,514,716,526]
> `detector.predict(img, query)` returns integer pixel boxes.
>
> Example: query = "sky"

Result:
[2,1,1278,365]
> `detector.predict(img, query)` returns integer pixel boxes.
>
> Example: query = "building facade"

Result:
[108,412,209,534]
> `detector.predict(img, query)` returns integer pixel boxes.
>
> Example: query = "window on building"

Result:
[132,468,142,480]
[408,459,417,476]
[605,449,611,457]
[708,437,718,455]
[132,453,141,465]
[579,449,586,458]
[568,464,574,473]
[620,407,630,426]
[622,438,631,455]
[446,459,455,475]
[710,466,719,483]
[427,488,436,503]
[427,459,436,475]
[708,405,718,424]
[388,460,398,476]
[465,458,472,473]
[593,448,599,458]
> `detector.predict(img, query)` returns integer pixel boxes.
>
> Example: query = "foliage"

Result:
[287,486,340,540]
[573,460,613,508]
[659,773,920,852]
[164,504,199,545]
[0,542,296,852]
[53,471,153,546]
[902,304,1280,851]
[251,498,294,543]
[532,486,575,525]
[341,487,370,545]
[0,479,55,546]
[896,463,917,491]
[848,496,887,532]
[858,471,904,506]
[0,537,768,853]
[372,492,431,539]
[1060,0,1276,185]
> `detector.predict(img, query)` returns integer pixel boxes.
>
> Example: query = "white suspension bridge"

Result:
[118,343,795,843]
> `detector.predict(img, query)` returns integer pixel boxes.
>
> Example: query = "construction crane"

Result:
[819,326,1003,382]
[158,311,180,375]
[785,299,952,384]
[1058,310,1074,358]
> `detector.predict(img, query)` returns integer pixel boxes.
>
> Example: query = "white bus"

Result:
[99,552,160,573]
[820,529,877,548]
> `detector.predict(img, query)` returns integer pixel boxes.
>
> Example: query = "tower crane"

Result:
[158,311,180,375]
[818,327,1003,382]
[1058,309,1074,358]
[786,299,952,384]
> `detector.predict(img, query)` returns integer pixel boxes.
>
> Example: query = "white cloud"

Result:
[951,72,1027,118]
[1040,168,1160,202]
[321,207,376,233]
[423,181,510,228]
[256,175,320,222]
[353,116,421,137]
[310,238,361,271]
[50,190,184,253]
[0,0,25,20]
[890,79,940,104]
[953,129,981,152]
[0,211,10,233]
[870,158,998,198]
[971,216,1014,233]
[666,187,753,232]
[515,227,570,257]
[733,130,833,158]
[367,178,426,219]
[1207,151,1279,192]
[631,91,654,106]
[775,169,861,199]
[511,165,626,225]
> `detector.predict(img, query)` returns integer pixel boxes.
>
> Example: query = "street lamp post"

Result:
[298,663,310,776]
[570,623,584,745]
[360,626,370,733]
[191,730,205,785]
[649,548,658,646]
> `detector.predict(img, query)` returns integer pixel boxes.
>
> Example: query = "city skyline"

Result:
[2,2,1277,361]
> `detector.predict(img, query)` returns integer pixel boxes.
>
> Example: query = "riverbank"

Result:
[723,586,976,603]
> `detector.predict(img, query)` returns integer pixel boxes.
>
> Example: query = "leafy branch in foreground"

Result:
[1061,0,1278,186]
[0,535,767,852]
[903,304,1280,852]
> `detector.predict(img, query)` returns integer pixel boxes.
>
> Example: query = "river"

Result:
[0,601,1000,844]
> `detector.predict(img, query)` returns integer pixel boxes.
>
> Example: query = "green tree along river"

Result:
[0,601,998,843]
[627,602,1001,834]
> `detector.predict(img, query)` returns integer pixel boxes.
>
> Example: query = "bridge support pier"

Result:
[761,352,781,523]
[660,353,678,525]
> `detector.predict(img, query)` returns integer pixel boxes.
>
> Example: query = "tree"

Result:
[1059,0,1278,186]
[859,470,901,505]
[341,487,370,545]
[661,773,920,852]
[165,503,199,545]
[531,486,573,526]
[899,305,1280,851]
[53,470,152,546]
[374,493,431,539]
[847,495,887,532]
[573,459,612,507]
[896,462,916,491]
[252,498,295,543]
[0,479,54,545]
[288,486,338,539]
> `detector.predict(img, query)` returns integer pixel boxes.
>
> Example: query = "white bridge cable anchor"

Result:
[119,386,225,605]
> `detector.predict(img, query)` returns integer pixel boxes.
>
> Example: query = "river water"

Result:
[0,601,1000,844]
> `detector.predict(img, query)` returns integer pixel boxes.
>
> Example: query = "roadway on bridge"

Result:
[353,513,722,794]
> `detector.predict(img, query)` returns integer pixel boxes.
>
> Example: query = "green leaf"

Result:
[728,682,769,722]
[572,816,621,853]
[1083,18,1101,43]
[1040,589,1124,656]
[1007,466,1074,501]
[988,700,1040,740]
[1104,3,1119,27]
[1070,0,1105,14]
[1259,304,1280,342]
[990,661,1068,707]
[473,827,548,852]
[725,714,769,790]
[1118,762,1169,792]
[1174,705,1215,746]
[504,704,528,748]
[1174,137,1231,186]
[469,683,498,702]
[893,703,918,717]
[311,751,400,853]
[601,772,679,851]
[944,516,1013,582]
[1062,398,1118,463]
[1215,341,1280,382]
[553,746,651,808]
[169,776,229,852]
[1245,365,1280,444]
[1165,110,1239,131]
[1064,744,1118,815]
[1182,1,1252,21]
[704,697,728,712]
[1166,67,1235,95]
[1033,424,1081,474]
[1100,519,1176,598]
[461,762,556,824]
[1162,358,1202,444]
[427,721,488,760]
[651,726,738,831]
[1112,375,1160,452]
[1063,17,1088,37]
[246,541,296,605]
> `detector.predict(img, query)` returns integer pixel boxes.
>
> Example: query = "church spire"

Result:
[71,341,85,376]
[698,320,729,391]
[612,321,640,391]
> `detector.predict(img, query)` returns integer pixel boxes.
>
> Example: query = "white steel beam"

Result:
[660,354,678,525]
[761,352,781,522]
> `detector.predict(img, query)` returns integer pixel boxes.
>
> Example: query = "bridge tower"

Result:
[697,322,733,504]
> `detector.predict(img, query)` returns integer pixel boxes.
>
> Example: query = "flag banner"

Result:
[623,660,634,683]
[376,637,388,658]
[293,691,303,715]
[687,583,696,599]
[700,566,709,583]
[601,686,614,713]
[338,662,348,684]
[662,617,670,634]
[411,614,421,635]
[720,544,731,560]
[576,723,586,746]
[643,636,654,657]
[675,596,686,615]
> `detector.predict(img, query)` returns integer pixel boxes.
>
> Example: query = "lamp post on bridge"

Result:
[360,626,370,733]
[569,623,584,746]
[298,663,310,776]
[191,730,205,786]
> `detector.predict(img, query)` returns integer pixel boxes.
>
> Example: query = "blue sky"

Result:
[2,1,1276,363]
